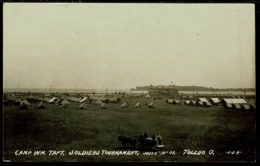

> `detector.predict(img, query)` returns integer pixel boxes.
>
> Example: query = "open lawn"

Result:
[3,97,256,162]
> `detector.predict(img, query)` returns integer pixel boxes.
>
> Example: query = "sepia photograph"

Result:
[3,3,256,162]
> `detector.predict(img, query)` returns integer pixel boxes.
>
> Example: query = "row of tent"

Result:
[27,95,121,104]
[184,100,212,107]
[169,97,248,106]
[217,98,254,110]
[4,94,255,111]
[167,97,222,105]
[81,101,155,110]
[223,103,254,110]
[166,98,219,107]
[4,96,32,109]
[4,95,72,109]
[222,98,255,110]
[166,97,256,110]
[166,99,181,105]
[121,102,155,109]
[182,98,255,110]
[4,94,113,110]
[5,99,98,110]
[79,103,108,109]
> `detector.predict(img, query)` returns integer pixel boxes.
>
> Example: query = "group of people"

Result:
[139,131,163,145]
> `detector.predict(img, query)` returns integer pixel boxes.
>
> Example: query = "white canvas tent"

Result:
[99,97,109,103]
[37,101,46,109]
[121,102,129,108]
[19,100,30,109]
[232,104,241,110]
[109,97,120,103]
[184,100,190,105]
[222,98,247,104]
[173,100,181,105]
[198,98,209,103]
[210,98,220,105]
[189,100,196,106]
[196,101,204,106]
[93,100,103,105]
[49,97,59,103]
[44,97,51,102]
[22,99,31,106]
[79,103,88,109]
[135,102,141,108]
[60,95,67,100]
[241,104,250,110]
[60,100,69,109]
[224,103,233,109]
[61,99,70,105]
[203,101,212,107]
[15,98,23,103]
[67,96,80,102]
[6,96,16,102]
[80,97,89,103]
[148,102,155,108]
[100,103,108,109]
[166,99,174,104]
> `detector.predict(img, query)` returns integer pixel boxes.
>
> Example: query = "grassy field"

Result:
[3,97,256,162]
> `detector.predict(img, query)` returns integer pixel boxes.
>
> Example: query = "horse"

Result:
[118,135,137,149]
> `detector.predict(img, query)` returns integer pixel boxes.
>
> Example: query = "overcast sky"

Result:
[3,3,255,89]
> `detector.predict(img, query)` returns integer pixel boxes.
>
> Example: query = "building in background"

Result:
[149,85,179,96]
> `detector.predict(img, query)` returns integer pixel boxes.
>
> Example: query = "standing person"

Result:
[139,131,144,140]
[152,134,157,146]
[152,134,156,141]
[144,131,148,138]
[157,133,163,145]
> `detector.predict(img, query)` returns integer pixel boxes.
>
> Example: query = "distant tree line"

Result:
[135,85,255,91]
